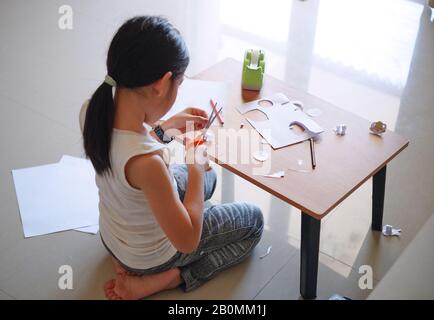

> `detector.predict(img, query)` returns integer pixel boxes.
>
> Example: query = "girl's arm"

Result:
[125,153,204,253]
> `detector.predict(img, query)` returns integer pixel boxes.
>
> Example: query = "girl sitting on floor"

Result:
[80,16,264,300]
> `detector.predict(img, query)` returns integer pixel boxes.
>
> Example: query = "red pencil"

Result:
[210,99,224,126]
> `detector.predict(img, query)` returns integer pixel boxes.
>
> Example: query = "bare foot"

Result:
[104,257,143,300]
[111,257,129,274]
[104,268,182,300]
[104,279,122,300]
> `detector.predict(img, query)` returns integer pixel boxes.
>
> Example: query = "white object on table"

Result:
[253,150,269,162]
[255,171,285,178]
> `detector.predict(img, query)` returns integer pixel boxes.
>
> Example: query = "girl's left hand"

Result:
[162,107,208,134]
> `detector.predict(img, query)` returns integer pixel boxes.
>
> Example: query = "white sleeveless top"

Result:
[79,102,178,269]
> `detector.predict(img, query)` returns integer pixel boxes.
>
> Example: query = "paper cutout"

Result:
[334,124,347,136]
[259,245,272,259]
[237,93,324,149]
[382,224,401,237]
[253,150,269,162]
[254,170,285,178]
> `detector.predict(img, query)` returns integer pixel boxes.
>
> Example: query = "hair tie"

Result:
[104,75,117,87]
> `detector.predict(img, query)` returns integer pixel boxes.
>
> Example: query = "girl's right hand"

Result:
[184,137,210,171]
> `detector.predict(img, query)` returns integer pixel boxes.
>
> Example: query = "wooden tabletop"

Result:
[194,58,409,219]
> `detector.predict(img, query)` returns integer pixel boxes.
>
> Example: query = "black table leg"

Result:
[372,165,387,231]
[300,212,321,300]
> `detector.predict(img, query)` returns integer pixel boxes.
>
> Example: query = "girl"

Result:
[80,16,264,300]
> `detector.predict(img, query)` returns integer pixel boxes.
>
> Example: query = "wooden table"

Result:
[193,58,409,299]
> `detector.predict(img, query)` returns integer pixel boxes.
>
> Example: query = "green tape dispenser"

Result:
[242,49,265,91]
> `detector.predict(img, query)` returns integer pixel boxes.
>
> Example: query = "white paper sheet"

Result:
[59,155,99,234]
[237,93,324,149]
[255,171,285,178]
[74,225,99,234]
[161,79,229,120]
[12,156,99,238]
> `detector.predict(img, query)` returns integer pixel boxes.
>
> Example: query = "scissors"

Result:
[193,105,223,147]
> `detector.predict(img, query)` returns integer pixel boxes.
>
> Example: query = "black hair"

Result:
[83,16,189,175]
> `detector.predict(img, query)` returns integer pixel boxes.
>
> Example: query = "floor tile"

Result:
[150,230,299,300]
[255,249,376,300]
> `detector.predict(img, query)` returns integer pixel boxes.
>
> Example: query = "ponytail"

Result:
[82,16,189,176]
[83,82,115,175]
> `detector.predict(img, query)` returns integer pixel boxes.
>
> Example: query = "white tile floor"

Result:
[0,0,433,299]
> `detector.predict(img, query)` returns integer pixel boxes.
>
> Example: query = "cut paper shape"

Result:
[370,121,387,136]
[334,124,347,136]
[329,294,352,300]
[162,79,229,121]
[237,93,324,149]
[12,156,99,238]
[259,245,272,259]
[255,171,285,178]
[286,159,313,173]
[253,150,269,162]
[382,224,401,237]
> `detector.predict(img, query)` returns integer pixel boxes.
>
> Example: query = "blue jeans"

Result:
[109,165,264,292]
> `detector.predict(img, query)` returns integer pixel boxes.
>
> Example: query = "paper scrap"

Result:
[238,93,324,149]
[291,100,304,110]
[382,224,401,237]
[333,124,347,136]
[256,171,285,178]
[253,150,269,162]
[259,246,272,259]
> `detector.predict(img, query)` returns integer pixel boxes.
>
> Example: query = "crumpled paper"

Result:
[382,224,401,237]
[253,150,269,162]
[333,124,347,136]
